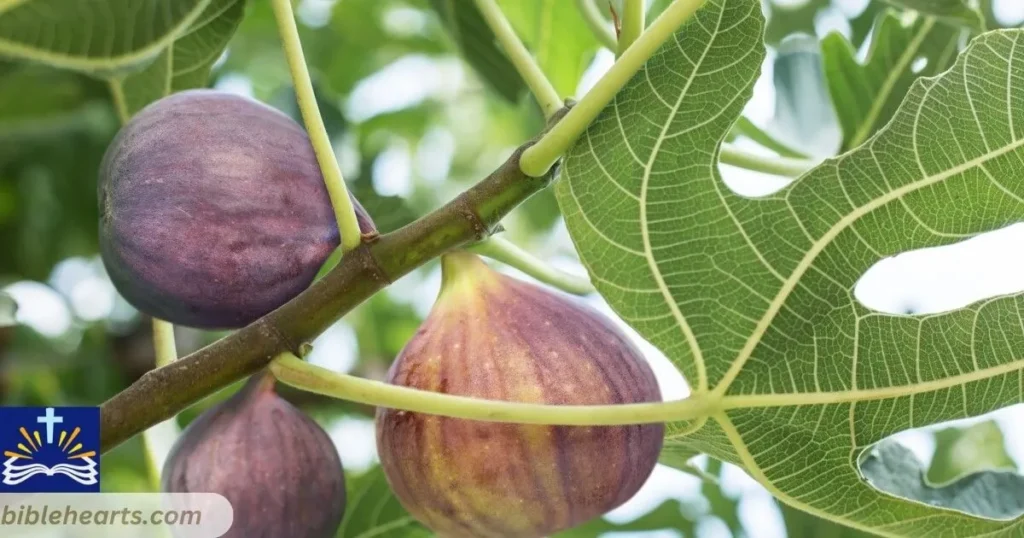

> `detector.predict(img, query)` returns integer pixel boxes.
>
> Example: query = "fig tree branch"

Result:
[271,0,363,252]
[468,236,595,296]
[576,0,618,50]
[270,352,713,424]
[473,0,562,119]
[618,0,646,56]
[100,125,565,453]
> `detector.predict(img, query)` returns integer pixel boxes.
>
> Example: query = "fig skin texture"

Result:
[162,371,346,538]
[99,89,375,329]
[375,252,665,538]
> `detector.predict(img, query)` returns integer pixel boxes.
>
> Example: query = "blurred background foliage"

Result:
[2,0,1024,536]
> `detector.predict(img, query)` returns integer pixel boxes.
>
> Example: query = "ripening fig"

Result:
[99,89,375,329]
[162,371,346,538]
[376,252,664,538]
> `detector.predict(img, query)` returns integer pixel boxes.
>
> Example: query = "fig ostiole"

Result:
[375,251,664,538]
[99,89,375,329]
[162,371,346,538]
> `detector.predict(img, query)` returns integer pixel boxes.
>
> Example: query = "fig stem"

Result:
[142,320,181,492]
[151,319,178,368]
[719,145,816,178]
[270,352,714,425]
[472,0,562,119]
[271,0,363,253]
[617,0,646,57]
[576,0,618,50]
[467,237,596,296]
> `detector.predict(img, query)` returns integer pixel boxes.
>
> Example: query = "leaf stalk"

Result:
[270,353,713,425]
[472,0,562,119]
[719,144,816,177]
[618,0,646,56]
[519,0,708,177]
[468,236,595,296]
[271,0,362,253]
[576,0,618,50]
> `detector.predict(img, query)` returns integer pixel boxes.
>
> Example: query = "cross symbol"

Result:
[37,408,63,445]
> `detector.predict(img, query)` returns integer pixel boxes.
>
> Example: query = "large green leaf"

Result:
[555,0,1024,531]
[0,0,214,74]
[782,502,873,538]
[496,0,600,97]
[823,10,961,151]
[427,0,526,103]
[863,441,1024,520]
[883,0,985,30]
[109,0,246,117]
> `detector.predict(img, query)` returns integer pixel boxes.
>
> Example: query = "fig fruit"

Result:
[162,371,346,538]
[376,252,664,538]
[99,89,375,329]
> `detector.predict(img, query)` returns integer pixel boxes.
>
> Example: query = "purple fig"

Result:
[376,252,664,538]
[99,89,375,329]
[162,372,345,538]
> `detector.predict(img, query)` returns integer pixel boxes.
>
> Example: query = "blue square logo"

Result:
[0,407,100,492]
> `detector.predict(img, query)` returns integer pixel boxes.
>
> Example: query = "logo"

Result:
[0,407,100,492]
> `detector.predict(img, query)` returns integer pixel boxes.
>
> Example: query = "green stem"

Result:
[576,0,617,50]
[468,236,595,296]
[681,462,721,485]
[719,144,815,178]
[473,0,562,118]
[730,117,808,159]
[271,353,713,425]
[271,0,362,252]
[519,0,708,177]
[142,318,181,491]
[151,319,177,368]
[108,79,131,124]
[618,0,645,57]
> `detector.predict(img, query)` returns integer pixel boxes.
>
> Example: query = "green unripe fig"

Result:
[162,372,346,538]
[99,89,375,329]
[376,252,664,538]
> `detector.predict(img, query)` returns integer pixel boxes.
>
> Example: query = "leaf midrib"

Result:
[715,413,906,538]
[638,6,725,393]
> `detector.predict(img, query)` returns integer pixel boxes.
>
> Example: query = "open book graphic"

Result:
[2,456,98,486]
